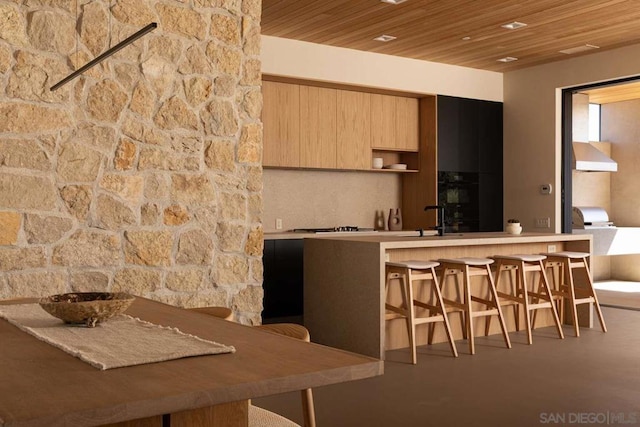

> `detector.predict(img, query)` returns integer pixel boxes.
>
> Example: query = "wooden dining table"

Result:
[0,297,383,427]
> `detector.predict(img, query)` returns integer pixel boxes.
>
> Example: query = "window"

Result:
[589,103,601,141]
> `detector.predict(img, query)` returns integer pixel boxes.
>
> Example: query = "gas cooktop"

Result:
[292,226,376,233]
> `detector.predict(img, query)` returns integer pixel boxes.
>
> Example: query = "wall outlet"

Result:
[275,218,283,230]
[540,184,552,195]
[384,253,390,262]
[535,217,551,228]
[547,244,557,253]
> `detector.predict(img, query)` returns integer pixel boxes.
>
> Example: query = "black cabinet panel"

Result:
[438,95,502,173]
[478,172,503,231]
[477,101,503,173]
[262,239,303,319]
[437,95,503,232]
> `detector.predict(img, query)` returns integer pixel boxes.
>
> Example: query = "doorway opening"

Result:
[561,75,640,311]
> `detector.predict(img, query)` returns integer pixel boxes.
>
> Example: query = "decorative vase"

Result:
[505,222,522,235]
[374,210,386,230]
[388,208,403,231]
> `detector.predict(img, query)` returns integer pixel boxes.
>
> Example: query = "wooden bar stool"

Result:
[438,257,511,355]
[542,251,607,337]
[385,260,458,363]
[488,254,564,344]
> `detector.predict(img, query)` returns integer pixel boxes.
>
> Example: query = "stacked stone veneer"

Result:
[0,0,264,324]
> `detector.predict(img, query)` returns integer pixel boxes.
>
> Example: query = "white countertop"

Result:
[572,227,640,255]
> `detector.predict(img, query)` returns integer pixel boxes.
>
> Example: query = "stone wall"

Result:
[0,0,264,324]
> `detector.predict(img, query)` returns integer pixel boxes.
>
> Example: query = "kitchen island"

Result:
[304,232,593,358]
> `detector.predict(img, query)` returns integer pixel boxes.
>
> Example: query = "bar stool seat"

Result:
[385,260,458,363]
[541,251,607,337]
[489,254,564,344]
[439,257,495,266]
[438,257,511,355]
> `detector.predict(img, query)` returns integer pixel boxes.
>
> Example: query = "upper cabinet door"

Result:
[300,86,337,168]
[371,94,419,151]
[371,94,396,149]
[396,96,419,152]
[262,81,300,167]
[337,90,371,170]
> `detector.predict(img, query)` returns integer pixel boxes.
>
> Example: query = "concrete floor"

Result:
[253,307,640,426]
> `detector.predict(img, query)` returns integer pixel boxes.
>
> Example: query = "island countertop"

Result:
[300,232,592,248]
[303,232,593,359]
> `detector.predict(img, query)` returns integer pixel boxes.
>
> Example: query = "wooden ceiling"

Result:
[262,0,640,72]
[581,81,640,104]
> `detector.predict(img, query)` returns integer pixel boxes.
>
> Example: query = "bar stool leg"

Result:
[486,264,512,350]
[517,260,533,345]
[564,258,581,337]
[385,268,417,364]
[404,268,418,364]
[438,268,467,341]
[533,261,563,330]
[430,267,458,358]
[487,263,522,336]
[462,266,475,355]
[511,267,520,332]
[427,283,437,346]
[538,260,565,339]
[581,257,607,333]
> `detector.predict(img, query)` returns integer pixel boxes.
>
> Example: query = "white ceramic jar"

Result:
[372,157,383,169]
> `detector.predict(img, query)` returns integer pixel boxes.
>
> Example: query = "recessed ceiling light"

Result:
[380,0,408,4]
[497,56,518,63]
[462,36,471,41]
[501,21,527,30]
[373,34,397,42]
[559,44,600,54]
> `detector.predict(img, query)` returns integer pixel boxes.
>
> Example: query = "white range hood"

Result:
[572,141,618,172]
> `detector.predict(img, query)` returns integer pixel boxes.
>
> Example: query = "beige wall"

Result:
[0,1,264,323]
[263,169,401,231]
[504,43,640,232]
[261,36,503,229]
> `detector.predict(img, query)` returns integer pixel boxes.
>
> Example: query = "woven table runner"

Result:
[0,303,235,370]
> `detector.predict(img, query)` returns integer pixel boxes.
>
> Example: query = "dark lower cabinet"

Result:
[437,95,503,232]
[262,239,303,321]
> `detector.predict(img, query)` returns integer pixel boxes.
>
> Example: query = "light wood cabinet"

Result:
[337,90,371,170]
[300,86,337,168]
[262,79,418,171]
[262,81,300,167]
[396,96,419,151]
[371,94,419,151]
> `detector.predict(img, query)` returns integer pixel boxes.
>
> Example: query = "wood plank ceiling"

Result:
[581,81,640,104]
[262,0,640,72]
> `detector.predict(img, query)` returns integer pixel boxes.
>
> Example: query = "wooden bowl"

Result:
[39,292,135,328]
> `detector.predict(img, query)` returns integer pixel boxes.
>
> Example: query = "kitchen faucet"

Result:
[424,205,445,236]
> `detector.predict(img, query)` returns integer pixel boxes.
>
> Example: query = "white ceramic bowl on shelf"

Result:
[386,163,407,170]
